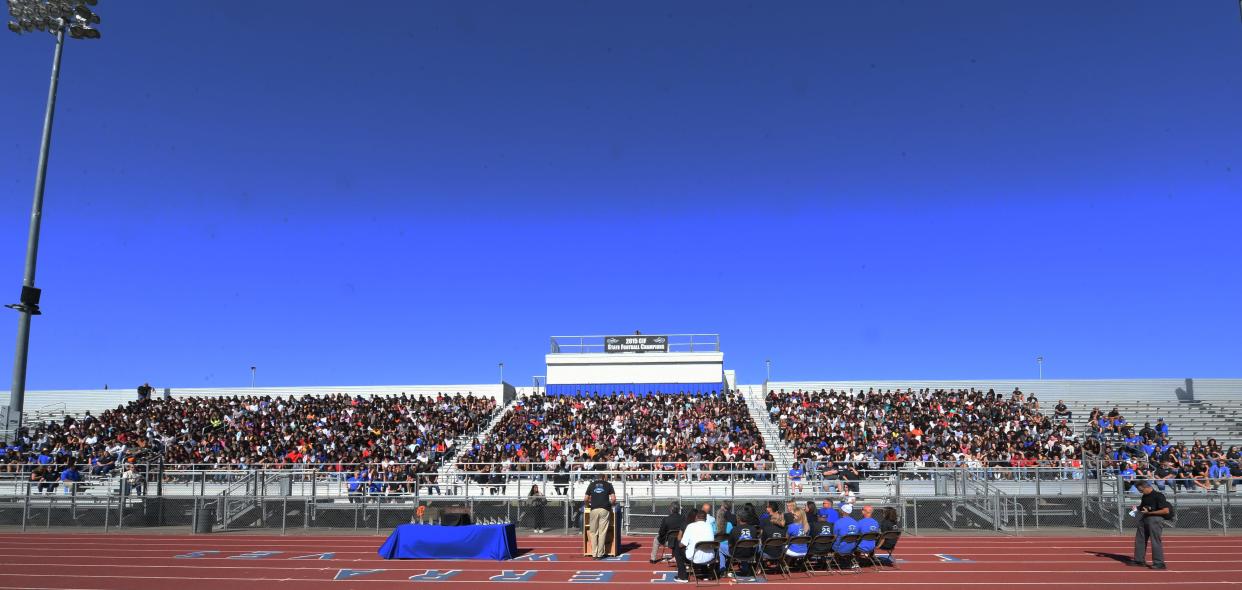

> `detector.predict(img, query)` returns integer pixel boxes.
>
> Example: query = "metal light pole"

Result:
[498,362,504,384]
[1036,356,1044,381]
[765,359,771,382]
[250,366,256,388]
[4,0,102,434]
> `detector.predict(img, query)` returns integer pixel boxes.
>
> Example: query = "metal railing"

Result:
[549,334,721,354]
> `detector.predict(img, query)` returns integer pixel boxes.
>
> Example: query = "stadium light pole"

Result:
[1036,356,1044,381]
[765,359,771,382]
[498,362,504,384]
[3,0,102,435]
[250,366,256,388]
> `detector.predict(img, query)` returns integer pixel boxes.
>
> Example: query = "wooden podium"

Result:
[582,505,622,557]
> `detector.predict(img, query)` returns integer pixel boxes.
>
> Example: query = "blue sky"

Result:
[2,0,1240,390]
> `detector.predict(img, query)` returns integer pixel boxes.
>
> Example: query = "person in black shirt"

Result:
[650,504,684,563]
[584,477,616,558]
[1131,481,1172,569]
[1054,400,1071,421]
[728,511,761,576]
[804,501,820,529]
[760,512,787,561]
[553,460,570,496]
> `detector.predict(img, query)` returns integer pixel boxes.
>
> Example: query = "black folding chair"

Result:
[760,538,790,579]
[689,541,721,586]
[835,534,862,572]
[857,532,883,572]
[727,539,762,581]
[877,530,902,569]
[807,534,838,574]
[785,535,813,577]
[656,530,680,564]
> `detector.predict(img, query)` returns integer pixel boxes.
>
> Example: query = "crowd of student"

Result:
[652,498,900,582]
[0,393,498,484]
[767,387,1075,473]
[1089,406,1242,493]
[458,392,774,479]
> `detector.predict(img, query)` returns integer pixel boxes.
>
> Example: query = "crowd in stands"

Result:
[1085,406,1242,493]
[1,393,498,488]
[768,387,1078,475]
[653,497,900,581]
[458,391,774,481]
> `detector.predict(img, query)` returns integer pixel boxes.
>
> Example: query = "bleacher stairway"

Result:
[740,386,795,472]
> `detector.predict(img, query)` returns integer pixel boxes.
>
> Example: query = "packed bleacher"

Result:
[768,387,1079,472]
[1,393,498,477]
[767,387,1242,490]
[458,391,774,477]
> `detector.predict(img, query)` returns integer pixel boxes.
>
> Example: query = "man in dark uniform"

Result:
[585,476,616,558]
[1131,480,1172,570]
[651,504,684,563]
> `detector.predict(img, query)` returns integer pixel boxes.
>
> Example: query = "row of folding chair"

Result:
[659,529,902,585]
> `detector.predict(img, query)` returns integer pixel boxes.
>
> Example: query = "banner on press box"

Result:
[604,335,668,353]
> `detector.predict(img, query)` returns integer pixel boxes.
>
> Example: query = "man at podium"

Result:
[585,476,617,558]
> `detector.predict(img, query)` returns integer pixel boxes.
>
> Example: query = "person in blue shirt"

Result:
[1156,419,1169,437]
[789,465,805,493]
[785,508,809,559]
[855,505,881,553]
[59,464,82,495]
[817,499,838,526]
[832,504,860,557]
[1119,463,1138,494]
[346,471,367,503]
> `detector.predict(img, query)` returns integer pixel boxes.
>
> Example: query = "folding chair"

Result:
[807,534,838,574]
[728,539,762,581]
[656,530,680,564]
[689,541,721,586]
[857,532,883,572]
[760,538,791,579]
[834,534,862,572]
[785,535,813,577]
[877,530,902,569]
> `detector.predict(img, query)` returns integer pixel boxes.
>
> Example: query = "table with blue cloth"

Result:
[378,524,517,560]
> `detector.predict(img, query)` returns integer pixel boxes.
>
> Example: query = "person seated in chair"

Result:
[832,503,860,563]
[678,510,716,583]
[856,505,881,554]
[651,504,684,564]
[760,512,788,565]
[728,509,761,577]
[785,508,809,559]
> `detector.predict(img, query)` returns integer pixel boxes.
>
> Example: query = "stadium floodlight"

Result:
[1036,356,1044,381]
[6,0,100,38]
[4,0,102,435]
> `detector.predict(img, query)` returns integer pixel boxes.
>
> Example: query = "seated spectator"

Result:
[817,499,839,527]
[679,510,716,582]
[1053,400,1072,421]
[856,505,881,553]
[785,508,809,558]
[59,463,82,495]
[650,504,684,564]
[727,509,761,576]
[832,504,860,556]
[760,512,787,561]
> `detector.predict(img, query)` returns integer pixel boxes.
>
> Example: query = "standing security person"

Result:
[584,475,616,558]
[1131,480,1173,569]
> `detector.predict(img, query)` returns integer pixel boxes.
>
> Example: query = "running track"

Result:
[0,533,1237,589]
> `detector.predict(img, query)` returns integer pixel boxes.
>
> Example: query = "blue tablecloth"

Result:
[378,524,517,560]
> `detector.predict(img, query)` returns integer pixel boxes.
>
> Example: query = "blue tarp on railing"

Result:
[545,382,725,396]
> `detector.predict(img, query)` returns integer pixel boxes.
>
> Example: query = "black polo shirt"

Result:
[586,479,614,510]
[1138,490,1173,520]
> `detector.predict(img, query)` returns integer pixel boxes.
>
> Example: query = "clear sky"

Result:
[2,1,1240,391]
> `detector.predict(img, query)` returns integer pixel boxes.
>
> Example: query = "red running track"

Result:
[0,533,1238,589]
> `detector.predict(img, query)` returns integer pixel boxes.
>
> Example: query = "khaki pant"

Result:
[589,508,611,557]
